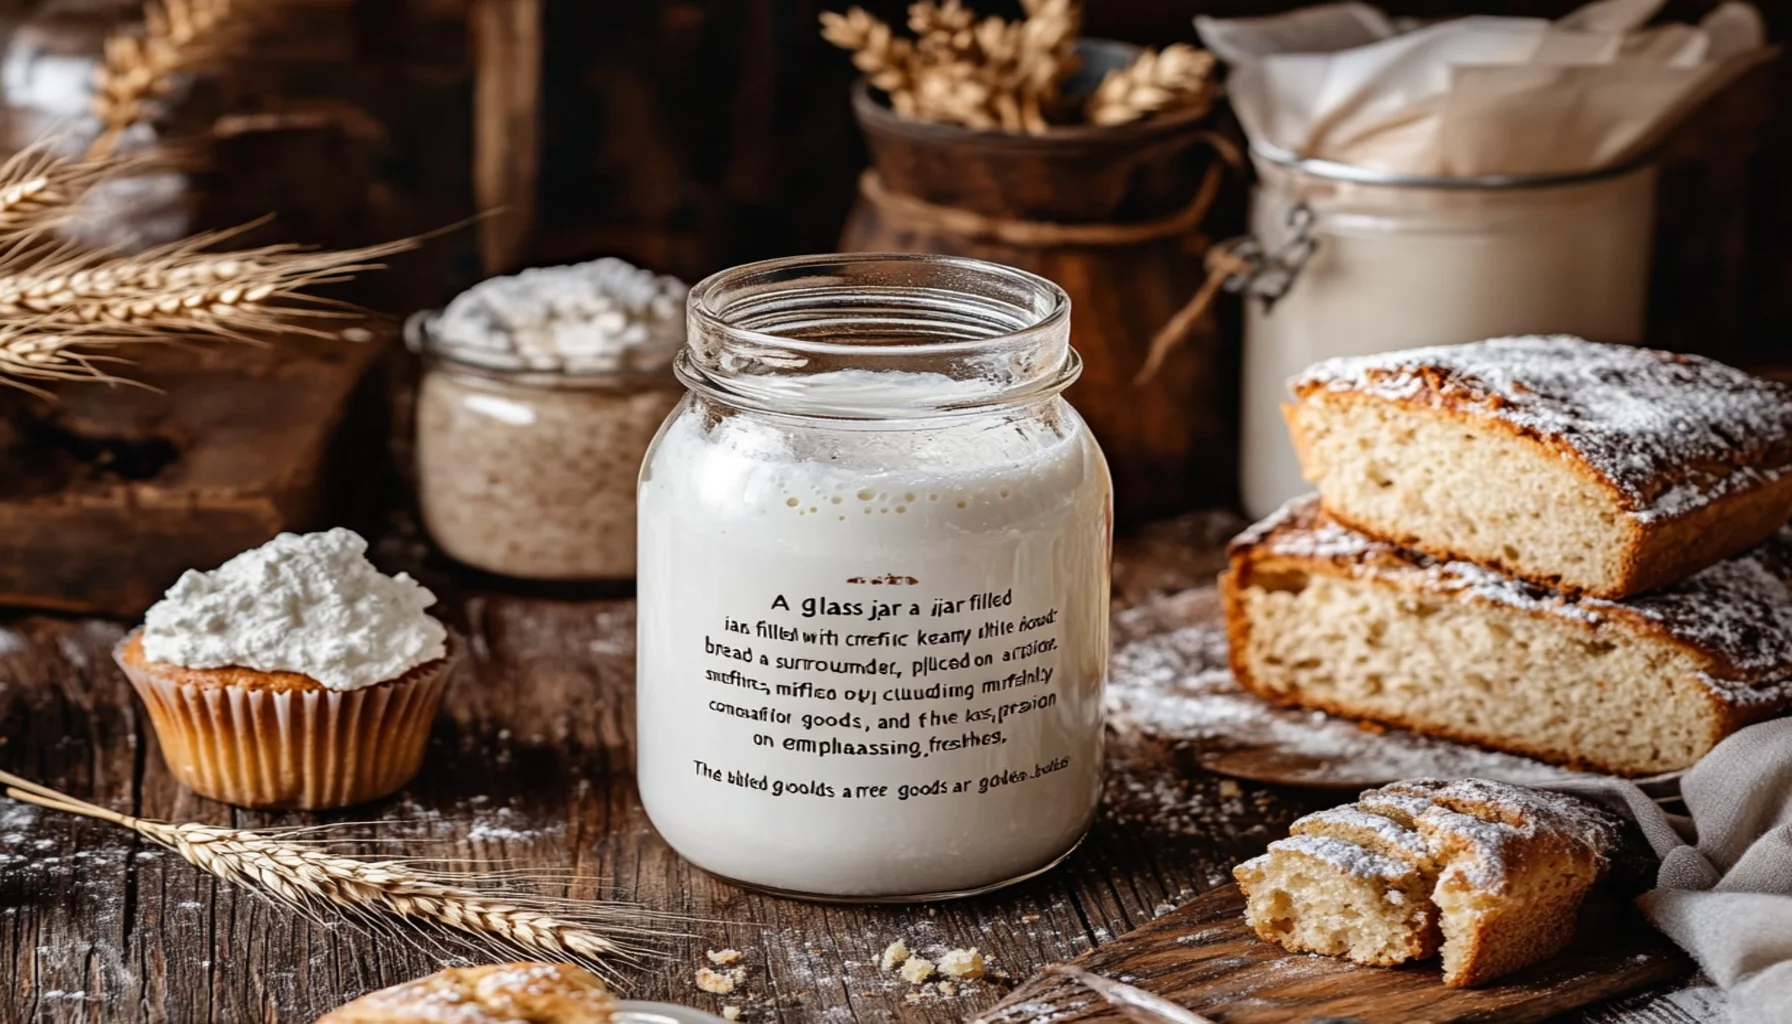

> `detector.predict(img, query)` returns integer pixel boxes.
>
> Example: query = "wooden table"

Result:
[0,513,1711,1023]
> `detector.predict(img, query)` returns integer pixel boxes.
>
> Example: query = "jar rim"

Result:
[687,252,1070,359]
[681,253,1079,419]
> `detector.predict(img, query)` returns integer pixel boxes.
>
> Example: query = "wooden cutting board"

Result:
[977,884,1688,1024]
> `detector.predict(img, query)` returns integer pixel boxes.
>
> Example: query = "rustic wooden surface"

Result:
[981,884,1687,1024]
[0,514,1707,1023]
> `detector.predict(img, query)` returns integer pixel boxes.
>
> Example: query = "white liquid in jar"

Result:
[636,372,1111,899]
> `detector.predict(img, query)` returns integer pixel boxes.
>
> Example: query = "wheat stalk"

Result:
[90,0,244,159]
[0,228,418,332]
[0,225,423,393]
[0,141,146,242]
[0,770,662,973]
[1086,43,1218,127]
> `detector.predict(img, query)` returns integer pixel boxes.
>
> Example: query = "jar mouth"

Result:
[683,253,1076,419]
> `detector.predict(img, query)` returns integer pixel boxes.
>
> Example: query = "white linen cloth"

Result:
[1549,719,1792,1024]
[1195,0,1773,176]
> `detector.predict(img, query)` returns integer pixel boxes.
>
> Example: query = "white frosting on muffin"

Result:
[141,529,447,691]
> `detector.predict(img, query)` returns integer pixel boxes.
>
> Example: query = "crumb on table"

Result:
[937,948,985,980]
[707,948,743,967]
[899,957,935,985]
[695,967,745,995]
[880,939,910,971]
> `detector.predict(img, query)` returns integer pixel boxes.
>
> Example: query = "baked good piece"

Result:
[1235,778,1633,986]
[115,529,457,809]
[1222,496,1792,776]
[317,962,616,1023]
[1285,336,1792,599]
[117,631,455,809]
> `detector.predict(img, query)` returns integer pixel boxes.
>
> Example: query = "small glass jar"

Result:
[636,254,1112,901]
[408,312,683,580]
[1237,151,1657,518]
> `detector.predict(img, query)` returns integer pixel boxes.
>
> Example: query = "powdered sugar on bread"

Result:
[1294,336,1792,522]
[1236,496,1792,694]
[1236,779,1634,986]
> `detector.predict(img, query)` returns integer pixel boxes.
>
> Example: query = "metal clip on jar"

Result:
[636,254,1113,901]
[407,312,683,580]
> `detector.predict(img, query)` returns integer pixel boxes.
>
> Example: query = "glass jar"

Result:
[408,312,683,580]
[636,253,1113,901]
[1238,151,1657,518]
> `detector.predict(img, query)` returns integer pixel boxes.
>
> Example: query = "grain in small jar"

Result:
[408,259,686,580]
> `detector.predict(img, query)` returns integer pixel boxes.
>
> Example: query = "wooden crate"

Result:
[0,327,390,616]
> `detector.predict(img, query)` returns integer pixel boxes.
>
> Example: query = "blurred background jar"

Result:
[406,259,686,581]
[1236,153,1657,518]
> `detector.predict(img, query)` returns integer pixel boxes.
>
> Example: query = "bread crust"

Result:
[1222,501,1792,776]
[1286,388,1792,599]
[317,963,617,1024]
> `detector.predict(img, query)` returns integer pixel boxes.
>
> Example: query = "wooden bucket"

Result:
[838,47,1236,525]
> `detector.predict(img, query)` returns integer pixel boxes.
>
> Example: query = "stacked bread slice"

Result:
[1234,778,1637,986]
[1223,336,1792,775]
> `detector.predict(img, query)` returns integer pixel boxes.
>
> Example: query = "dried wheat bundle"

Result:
[90,0,247,159]
[0,770,667,974]
[1086,43,1218,127]
[821,1,1212,134]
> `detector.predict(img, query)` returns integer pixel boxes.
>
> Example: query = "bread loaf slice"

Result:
[1286,336,1792,599]
[1235,778,1633,987]
[1222,496,1792,776]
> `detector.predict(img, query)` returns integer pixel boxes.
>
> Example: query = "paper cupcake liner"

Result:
[116,635,457,810]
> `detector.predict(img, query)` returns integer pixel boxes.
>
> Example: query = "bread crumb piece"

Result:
[899,957,935,984]
[721,1008,741,1021]
[707,948,743,966]
[1218,779,1243,799]
[880,939,910,971]
[1020,913,1041,924]
[937,981,958,997]
[695,967,745,994]
[937,948,985,980]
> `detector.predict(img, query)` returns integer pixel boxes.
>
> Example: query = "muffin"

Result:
[316,963,616,1024]
[116,528,456,809]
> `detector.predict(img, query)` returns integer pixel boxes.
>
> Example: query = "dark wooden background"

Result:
[31,0,1764,363]
[432,0,1792,365]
